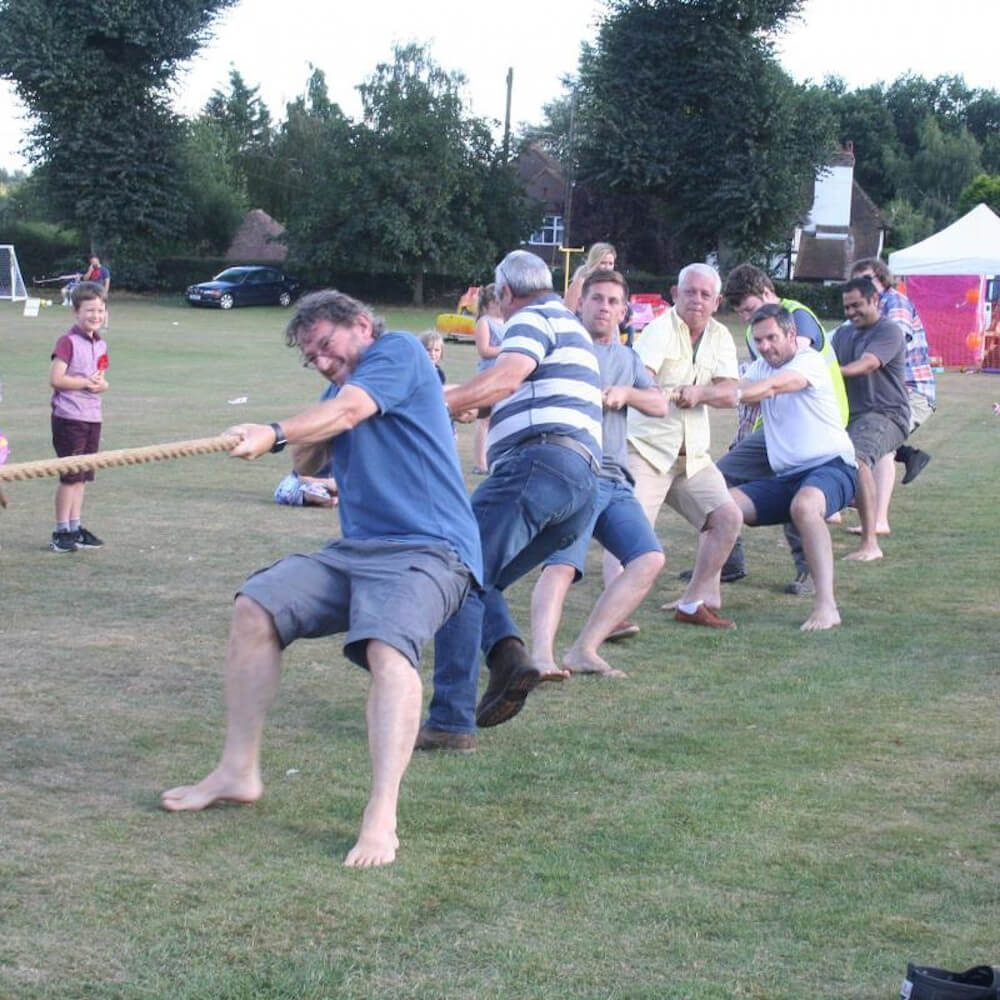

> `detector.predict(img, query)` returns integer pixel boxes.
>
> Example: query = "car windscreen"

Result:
[213,268,252,282]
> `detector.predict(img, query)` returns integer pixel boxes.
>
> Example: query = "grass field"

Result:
[1,295,998,999]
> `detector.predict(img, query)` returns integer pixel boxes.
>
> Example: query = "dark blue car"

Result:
[186,266,301,310]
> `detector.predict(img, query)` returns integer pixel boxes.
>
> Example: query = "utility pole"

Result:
[563,86,578,246]
[502,67,513,162]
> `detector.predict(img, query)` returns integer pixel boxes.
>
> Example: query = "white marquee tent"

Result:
[889,203,1000,275]
[887,203,1000,367]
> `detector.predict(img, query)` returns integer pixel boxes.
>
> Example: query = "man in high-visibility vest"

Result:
[712,264,848,596]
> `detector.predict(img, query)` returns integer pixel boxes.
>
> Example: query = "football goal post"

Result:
[0,244,28,301]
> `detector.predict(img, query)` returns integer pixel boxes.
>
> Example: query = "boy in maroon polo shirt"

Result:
[48,282,109,552]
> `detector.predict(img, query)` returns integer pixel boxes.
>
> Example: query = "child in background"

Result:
[420,330,459,439]
[48,282,109,553]
[420,330,447,385]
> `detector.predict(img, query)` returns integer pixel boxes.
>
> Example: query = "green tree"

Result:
[273,68,361,269]
[0,0,236,274]
[202,68,275,212]
[572,0,836,264]
[957,174,1000,217]
[177,116,247,254]
[283,44,533,303]
[906,115,982,231]
[965,92,1000,174]
[822,79,899,208]
[882,197,935,254]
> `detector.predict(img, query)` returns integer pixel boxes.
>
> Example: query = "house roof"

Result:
[226,208,287,262]
[515,143,566,211]
[794,232,853,281]
[795,176,884,281]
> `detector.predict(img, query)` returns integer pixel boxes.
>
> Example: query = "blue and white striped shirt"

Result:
[486,292,603,467]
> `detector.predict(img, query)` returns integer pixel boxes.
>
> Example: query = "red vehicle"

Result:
[629,293,670,333]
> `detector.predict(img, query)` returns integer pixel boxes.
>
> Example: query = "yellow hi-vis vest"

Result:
[745,298,849,427]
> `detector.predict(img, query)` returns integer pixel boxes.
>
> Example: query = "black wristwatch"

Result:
[269,422,287,453]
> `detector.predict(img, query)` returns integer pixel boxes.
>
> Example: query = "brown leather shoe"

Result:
[414,725,477,753]
[674,604,736,630]
[604,619,640,641]
[476,637,541,728]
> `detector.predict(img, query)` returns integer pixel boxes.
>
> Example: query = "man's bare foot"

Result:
[161,767,262,811]
[800,604,841,631]
[345,806,400,868]
[844,544,883,562]
[344,830,400,868]
[534,658,570,683]
[562,648,628,678]
[846,524,889,535]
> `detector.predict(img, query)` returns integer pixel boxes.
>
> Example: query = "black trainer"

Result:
[783,572,815,596]
[678,566,747,584]
[75,526,104,549]
[901,963,998,1000]
[49,530,79,553]
[901,448,931,485]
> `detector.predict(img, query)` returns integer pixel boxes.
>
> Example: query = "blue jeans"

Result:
[426,443,599,733]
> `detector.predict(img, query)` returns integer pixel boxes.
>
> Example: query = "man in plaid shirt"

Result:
[849,258,935,535]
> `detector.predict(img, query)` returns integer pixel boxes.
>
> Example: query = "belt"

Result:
[518,433,600,474]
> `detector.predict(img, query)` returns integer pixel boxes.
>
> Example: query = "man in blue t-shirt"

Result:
[419,250,602,749]
[161,290,482,870]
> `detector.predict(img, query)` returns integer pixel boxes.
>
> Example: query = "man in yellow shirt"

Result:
[621,263,743,628]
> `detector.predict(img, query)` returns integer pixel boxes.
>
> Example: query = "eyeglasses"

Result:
[301,334,335,369]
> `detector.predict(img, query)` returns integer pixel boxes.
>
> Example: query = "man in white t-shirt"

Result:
[674,304,858,632]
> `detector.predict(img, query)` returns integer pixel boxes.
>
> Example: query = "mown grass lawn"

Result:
[1,295,998,999]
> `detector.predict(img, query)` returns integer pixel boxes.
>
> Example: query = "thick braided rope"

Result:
[0,434,241,506]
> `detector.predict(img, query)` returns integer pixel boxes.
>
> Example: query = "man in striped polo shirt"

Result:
[417,250,603,750]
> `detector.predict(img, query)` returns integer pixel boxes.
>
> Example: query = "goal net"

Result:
[0,244,28,301]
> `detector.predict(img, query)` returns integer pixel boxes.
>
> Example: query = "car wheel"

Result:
[278,291,292,307]
[220,293,235,310]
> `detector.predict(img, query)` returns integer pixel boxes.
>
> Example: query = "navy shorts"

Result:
[52,415,101,484]
[738,457,858,526]
[239,538,472,670]
[543,475,661,578]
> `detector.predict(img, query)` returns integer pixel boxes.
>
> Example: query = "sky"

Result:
[1,0,998,175]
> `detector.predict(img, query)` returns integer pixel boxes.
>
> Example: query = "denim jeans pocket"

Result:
[517,458,587,530]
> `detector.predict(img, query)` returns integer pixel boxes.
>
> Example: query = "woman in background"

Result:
[472,283,504,474]
[564,242,616,314]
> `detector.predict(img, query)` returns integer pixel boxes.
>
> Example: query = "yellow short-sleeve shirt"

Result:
[627,308,738,477]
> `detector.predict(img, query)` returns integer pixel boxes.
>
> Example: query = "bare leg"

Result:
[847,452,893,535]
[602,547,624,587]
[845,460,883,561]
[563,550,664,677]
[791,487,841,631]
[55,481,85,523]
[474,418,489,471]
[161,596,279,811]
[680,501,743,609]
[529,564,576,678]
[344,639,421,868]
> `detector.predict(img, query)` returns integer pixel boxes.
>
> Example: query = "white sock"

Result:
[677,600,703,615]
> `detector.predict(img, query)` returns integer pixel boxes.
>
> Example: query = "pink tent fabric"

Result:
[901,275,984,367]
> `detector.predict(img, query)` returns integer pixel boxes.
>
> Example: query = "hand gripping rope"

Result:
[0,434,241,509]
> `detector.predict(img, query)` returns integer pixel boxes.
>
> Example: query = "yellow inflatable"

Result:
[436,313,476,341]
